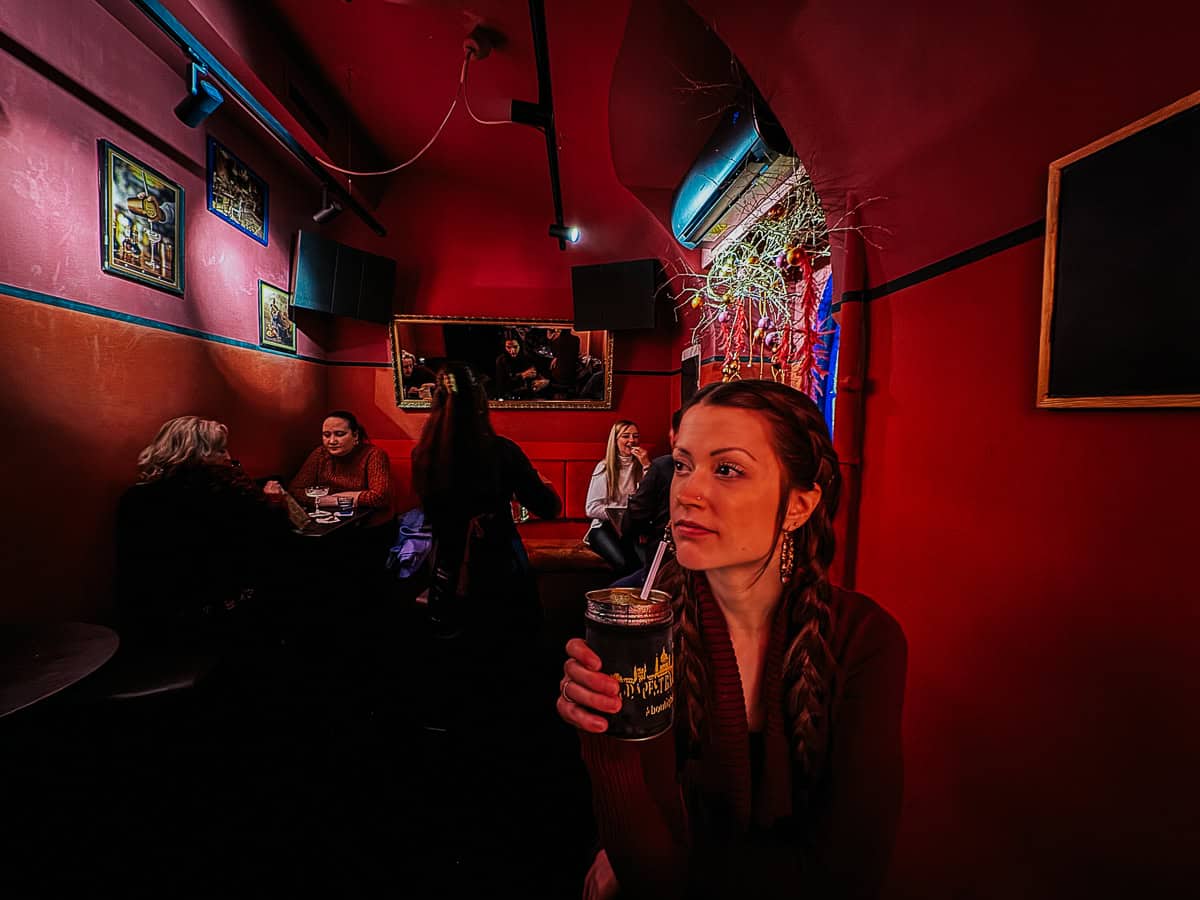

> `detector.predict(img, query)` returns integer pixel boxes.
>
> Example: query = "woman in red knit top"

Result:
[558,380,907,899]
[280,410,393,527]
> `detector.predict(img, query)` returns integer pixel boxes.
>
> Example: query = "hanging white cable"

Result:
[463,52,511,126]
[316,57,468,177]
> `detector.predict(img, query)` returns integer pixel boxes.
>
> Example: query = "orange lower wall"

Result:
[0,294,327,621]
[856,242,1200,896]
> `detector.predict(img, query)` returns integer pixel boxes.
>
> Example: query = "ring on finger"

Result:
[561,678,573,703]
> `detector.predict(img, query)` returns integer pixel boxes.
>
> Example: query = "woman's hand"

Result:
[557,638,622,733]
[262,480,285,503]
[582,849,620,900]
[630,445,651,467]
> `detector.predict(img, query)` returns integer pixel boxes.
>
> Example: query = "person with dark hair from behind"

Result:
[620,407,683,570]
[116,415,291,650]
[558,380,907,899]
[412,360,561,646]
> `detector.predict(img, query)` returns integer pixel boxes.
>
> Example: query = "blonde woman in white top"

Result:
[583,420,649,573]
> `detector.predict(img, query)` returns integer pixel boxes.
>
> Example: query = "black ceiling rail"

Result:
[511,0,568,249]
[131,0,387,236]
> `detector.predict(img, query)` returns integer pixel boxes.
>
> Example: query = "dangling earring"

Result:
[779,530,795,583]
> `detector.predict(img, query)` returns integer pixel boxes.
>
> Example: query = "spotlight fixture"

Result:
[174,61,223,127]
[548,223,581,244]
[312,187,344,225]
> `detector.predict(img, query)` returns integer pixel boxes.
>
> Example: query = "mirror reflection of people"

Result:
[558,380,907,899]
[583,420,649,574]
[400,350,436,399]
[273,410,393,529]
[116,416,290,649]
[495,333,550,399]
[545,327,581,394]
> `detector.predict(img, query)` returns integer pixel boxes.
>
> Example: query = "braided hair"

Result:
[671,379,841,784]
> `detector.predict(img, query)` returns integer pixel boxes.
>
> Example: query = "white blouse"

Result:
[584,455,639,535]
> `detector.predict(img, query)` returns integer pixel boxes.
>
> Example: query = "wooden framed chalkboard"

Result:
[1038,90,1200,408]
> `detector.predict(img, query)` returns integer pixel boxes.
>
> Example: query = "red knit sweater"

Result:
[580,576,907,899]
[287,443,393,526]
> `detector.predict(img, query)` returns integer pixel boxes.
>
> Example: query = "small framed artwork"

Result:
[259,280,296,353]
[207,136,268,246]
[98,140,184,295]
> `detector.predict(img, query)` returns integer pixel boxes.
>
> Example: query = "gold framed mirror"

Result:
[390,315,613,410]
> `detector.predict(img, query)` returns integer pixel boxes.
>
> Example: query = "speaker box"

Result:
[572,258,664,331]
[291,230,396,324]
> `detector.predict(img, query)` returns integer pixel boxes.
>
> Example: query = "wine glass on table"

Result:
[304,484,329,517]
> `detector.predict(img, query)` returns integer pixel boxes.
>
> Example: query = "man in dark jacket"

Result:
[621,408,682,566]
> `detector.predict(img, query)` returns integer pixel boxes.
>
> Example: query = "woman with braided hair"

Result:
[557,380,907,899]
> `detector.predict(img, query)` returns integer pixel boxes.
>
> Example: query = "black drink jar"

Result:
[584,588,674,740]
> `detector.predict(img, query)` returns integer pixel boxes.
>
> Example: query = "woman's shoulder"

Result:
[361,442,390,462]
[829,585,907,667]
[591,459,607,475]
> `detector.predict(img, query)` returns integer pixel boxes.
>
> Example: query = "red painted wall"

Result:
[0,3,330,620]
[678,0,1200,894]
[322,170,682,450]
[857,243,1200,895]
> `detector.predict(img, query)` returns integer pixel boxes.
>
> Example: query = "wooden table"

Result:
[0,622,120,719]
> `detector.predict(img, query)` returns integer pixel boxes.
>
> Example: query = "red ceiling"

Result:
[249,0,1200,284]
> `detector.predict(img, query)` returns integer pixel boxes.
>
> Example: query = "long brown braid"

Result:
[669,380,841,785]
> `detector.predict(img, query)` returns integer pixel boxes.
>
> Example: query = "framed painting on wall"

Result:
[207,137,268,245]
[1038,89,1200,408]
[98,140,184,295]
[259,281,296,353]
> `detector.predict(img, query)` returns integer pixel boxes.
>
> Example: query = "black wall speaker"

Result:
[572,258,664,331]
[292,230,396,325]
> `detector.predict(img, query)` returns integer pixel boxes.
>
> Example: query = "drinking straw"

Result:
[639,539,670,601]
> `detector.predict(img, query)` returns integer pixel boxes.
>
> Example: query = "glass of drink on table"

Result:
[336,495,355,517]
[304,484,329,517]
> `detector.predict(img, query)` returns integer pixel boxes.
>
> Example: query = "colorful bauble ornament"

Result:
[716,309,729,324]
[690,295,704,309]
[757,316,771,330]
[747,255,759,265]
[776,252,790,269]
[753,327,764,341]
[786,246,806,267]
[765,331,780,348]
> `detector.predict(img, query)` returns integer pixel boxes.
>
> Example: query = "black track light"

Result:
[548,223,581,244]
[312,187,344,225]
[174,62,223,127]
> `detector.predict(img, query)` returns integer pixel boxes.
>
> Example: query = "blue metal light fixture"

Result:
[174,61,223,127]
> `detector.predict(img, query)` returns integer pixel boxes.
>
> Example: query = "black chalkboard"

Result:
[1039,91,1200,407]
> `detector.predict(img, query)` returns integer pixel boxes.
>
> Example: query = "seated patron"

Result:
[400,350,437,399]
[495,334,550,400]
[278,410,393,529]
[620,407,682,566]
[583,420,648,575]
[116,415,291,647]
[558,381,908,899]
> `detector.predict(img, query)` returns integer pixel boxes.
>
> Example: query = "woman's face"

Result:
[615,425,640,457]
[322,417,357,456]
[505,339,521,357]
[670,405,792,574]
